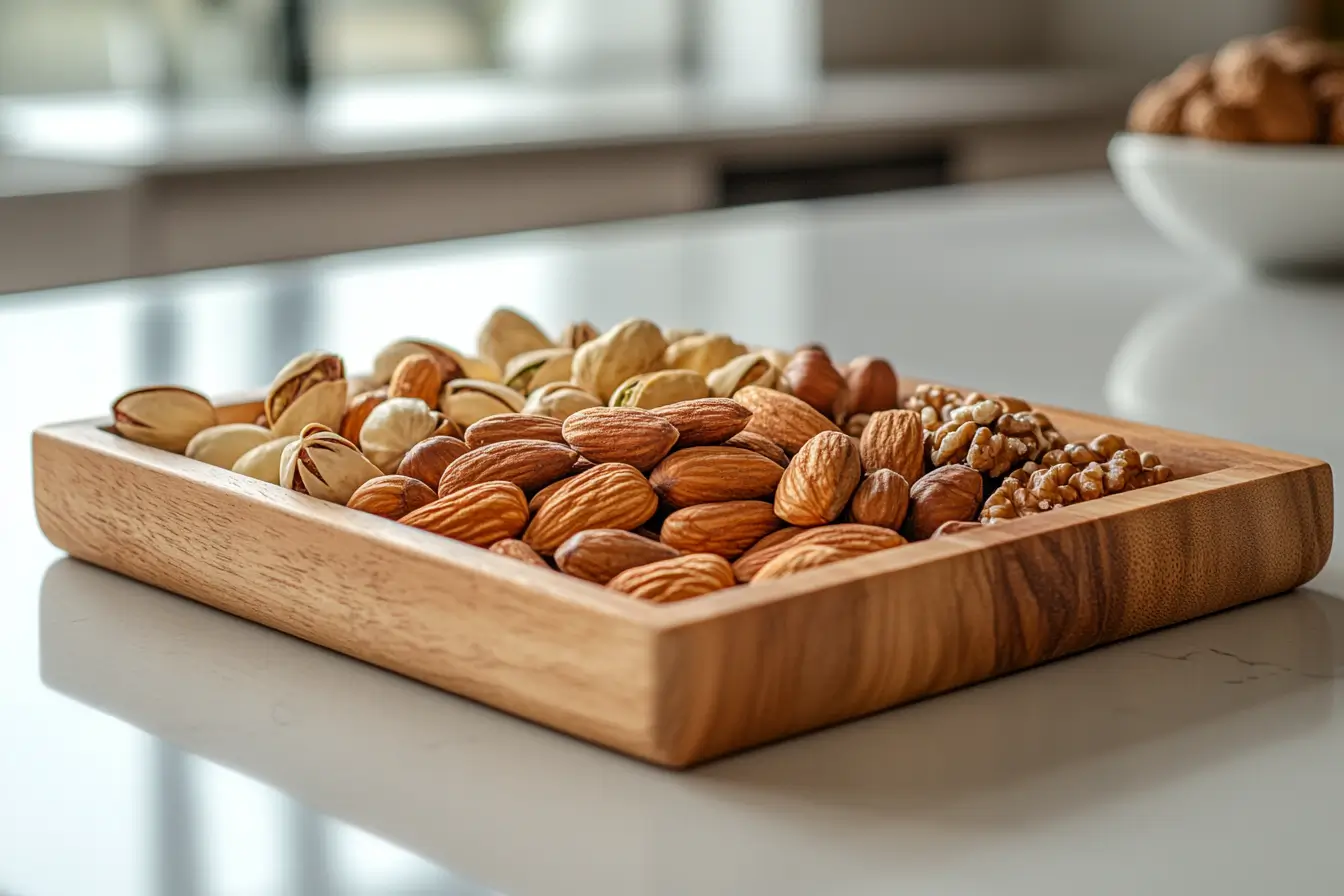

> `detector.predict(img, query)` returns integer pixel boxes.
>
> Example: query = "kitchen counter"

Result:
[5,174,1344,895]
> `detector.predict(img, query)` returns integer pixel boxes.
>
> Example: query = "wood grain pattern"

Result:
[30,386,1334,767]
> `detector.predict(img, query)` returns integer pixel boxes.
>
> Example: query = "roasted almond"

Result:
[529,474,576,513]
[396,436,469,489]
[523,463,659,554]
[561,406,679,471]
[732,523,905,582]
[346,474,437,521]
[722,429,789,467]
[437,439,578,496]
[555,528,681,584]
[607,553,735,603]
[388,353,445,407]
[859,409,924,483]
[847,469,910,530]
[775,431,861,526]
[400,480,530,546]
[659,500,782,559]
[734,385,839,455]
[464,413,566,450]
[752,544,857,582]
[489,538,550,567]
[651,397,752,448]
[648,446,785,509]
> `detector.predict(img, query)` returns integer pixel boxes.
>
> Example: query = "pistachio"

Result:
[504,348,574,395]
[358,397,442,473]
[758,348,794,372]
[559,321,600,350]
[610,369,710,409]
[572,318,668,401]
[706,352,782,397]
[231,435,298,484]
[458,355,503,383]
[439,378,526,428]
[112,386,218,453]
[280,423,383,503]
[371,339,465,385]
[663,327,704,343]
[478,308,553,370]
[663,333,746,377]
[185,423,273,469]
[521,381,603,421]
[265,351,348,436]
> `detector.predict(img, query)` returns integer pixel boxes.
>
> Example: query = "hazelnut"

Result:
[397,435,469,489]
[784,349,848,418]
[839,356,899,418]
[903,465,984,541]
[848,469,910,531]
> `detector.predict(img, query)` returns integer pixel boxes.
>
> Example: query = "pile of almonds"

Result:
[1129,28,1344,143]
[110,308,1173,603]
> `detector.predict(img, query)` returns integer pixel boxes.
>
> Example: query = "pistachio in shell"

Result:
[265,351,348,436]
[521,381,603,421]
[572,318,668,402]
[438,378,526,428]
[663,333,747,377]
[358,397,442,473]
[610,369,710,409]
[280,424,383,503]
[231,435,298,484]
[559,321,600,350]
[458,355,503,383]
[371,339,465,385]
[185,423,273,469]
[112,386,218,453]
[504,347,574,395]
[706,352,782,398]
[477,308,553,370]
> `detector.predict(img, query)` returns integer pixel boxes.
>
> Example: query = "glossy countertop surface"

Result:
[5,174,1344,895]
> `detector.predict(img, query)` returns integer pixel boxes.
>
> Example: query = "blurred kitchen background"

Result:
[0,0,1319,294]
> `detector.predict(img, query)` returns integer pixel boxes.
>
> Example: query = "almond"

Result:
[561,406,679,471]
[607,553,735,603]
[859,409,924,483]
[347,474,437,521]
[732,523,905,582]
[722,430,789,467]
[904,465,983,541]
[489,538,549,567]
[848,469,910,530]
[523,463,659,554]
[529,474,576,513]
[733,385,839,455]
[648,446,784,509]
[388,353,445,407]
[396,436,468,489]
[659,500,783,559]
[555,528,680,584]
[752,544,857,582]
[401,480,530,546]
[464,413,566,450]
[775,431,861,526]
[651,397,752,448]
[437,439,578,496]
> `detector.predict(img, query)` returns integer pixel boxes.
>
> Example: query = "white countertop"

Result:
[0,70,1133,173]
[4,174,1344,896]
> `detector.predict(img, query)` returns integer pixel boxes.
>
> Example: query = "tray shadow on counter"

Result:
[39,558,1344,889]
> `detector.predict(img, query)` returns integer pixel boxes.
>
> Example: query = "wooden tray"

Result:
[31,384,1334,767]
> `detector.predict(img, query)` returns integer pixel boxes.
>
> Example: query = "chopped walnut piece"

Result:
[981,445,1174,523]
[928,399,1067,477]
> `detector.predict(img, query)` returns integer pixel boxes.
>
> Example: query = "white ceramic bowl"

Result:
[1109,133,1344,271]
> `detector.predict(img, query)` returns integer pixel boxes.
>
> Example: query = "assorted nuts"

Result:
[108,307,1177,602]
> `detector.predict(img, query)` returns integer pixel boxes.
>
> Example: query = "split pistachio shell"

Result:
[358,397,441,473]
[371,339,465,385]
[185,423,273,469]
[439,379,526,428]
[572,318,668,402]
[280,424,382,503]
[112,386,218,453]
[559,321,599,349]
[477,308,552,370]
[610,370,710,409]
[504,347,574,395]
[458,355,503,383]
[231,435,298,484]
[663,333,747,377]
[707,352,782,397]
[521,381,603,421]
[663,327,704,343]
[266,351,348,436]
[759,348,794,372]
